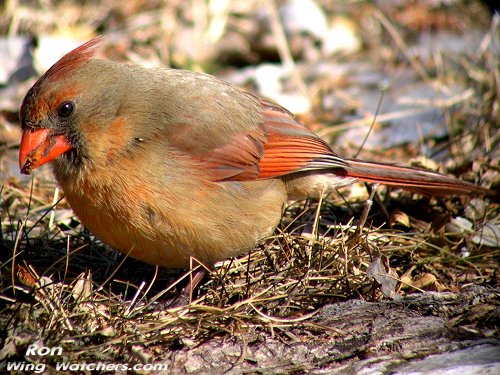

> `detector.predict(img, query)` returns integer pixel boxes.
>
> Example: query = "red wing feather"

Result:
[201,125,267,181]
[257,103,348,178]
[204,101,348,181]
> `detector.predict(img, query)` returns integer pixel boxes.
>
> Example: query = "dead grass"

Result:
[1,176,497,364]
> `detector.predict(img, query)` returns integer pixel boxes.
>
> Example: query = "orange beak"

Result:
[19,128,73,174]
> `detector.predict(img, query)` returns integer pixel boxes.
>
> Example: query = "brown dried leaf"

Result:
[412,273,437,290]
[390,209,410,227]
[71,272,93,302]
[367,255,401,300]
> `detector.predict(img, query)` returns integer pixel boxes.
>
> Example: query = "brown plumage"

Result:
[19,38,492,269]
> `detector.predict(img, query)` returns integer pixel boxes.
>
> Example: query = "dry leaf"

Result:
[390,209,410,227]
[412,273,437,288]
[71,272,93,301]
[367,254,401,300]
[471,222,500,247]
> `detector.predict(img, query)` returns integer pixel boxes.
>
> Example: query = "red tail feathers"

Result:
[345,159,493,196]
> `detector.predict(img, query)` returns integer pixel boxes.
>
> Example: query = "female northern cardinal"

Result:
[19,38,491,269]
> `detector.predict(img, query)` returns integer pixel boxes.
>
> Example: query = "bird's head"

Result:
[19,38,107,175]
[19,37,136,177]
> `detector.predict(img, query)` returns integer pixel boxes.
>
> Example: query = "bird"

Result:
[19,37,492,272]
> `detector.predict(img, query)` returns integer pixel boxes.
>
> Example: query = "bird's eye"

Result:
[57,101,74,118]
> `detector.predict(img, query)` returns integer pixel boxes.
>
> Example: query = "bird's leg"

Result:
[188,258,210,304]
[172,257,211,306]
[356,183,380,237]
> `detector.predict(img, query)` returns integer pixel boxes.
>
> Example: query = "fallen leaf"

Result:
[367,254,401,300]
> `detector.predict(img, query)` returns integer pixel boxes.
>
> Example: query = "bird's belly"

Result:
[61,176,287,268]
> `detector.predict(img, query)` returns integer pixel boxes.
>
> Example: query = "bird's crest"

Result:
[42,36,103,82]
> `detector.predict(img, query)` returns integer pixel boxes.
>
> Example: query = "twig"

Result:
[354,82,387,158]
[268,0,311,101]
[372,7,432,86]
